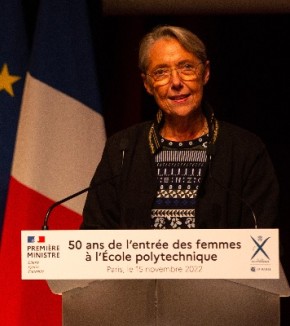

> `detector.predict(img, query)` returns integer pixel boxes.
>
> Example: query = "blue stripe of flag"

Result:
[0,0,28,236]
[29,0,102,114]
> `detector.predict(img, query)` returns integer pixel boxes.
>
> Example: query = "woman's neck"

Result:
[160,114,208,142]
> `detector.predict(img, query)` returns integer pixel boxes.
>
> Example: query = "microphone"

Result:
[207,144,258,229]
[42,137,130,230]
[120,138,128,167]
[42,187,91,230]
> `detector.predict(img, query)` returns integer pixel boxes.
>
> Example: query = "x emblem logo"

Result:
[251,236,270,260]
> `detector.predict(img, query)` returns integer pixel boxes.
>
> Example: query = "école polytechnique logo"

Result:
[250,236,270,260]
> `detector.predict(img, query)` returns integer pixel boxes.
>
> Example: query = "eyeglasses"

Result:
[146,62,203,86]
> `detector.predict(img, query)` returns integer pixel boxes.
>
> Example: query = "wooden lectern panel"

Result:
[157,280,279,326]
[62,280,156,326]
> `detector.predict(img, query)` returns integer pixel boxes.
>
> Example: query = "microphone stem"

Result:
[42,186,91,230]
[208,158,258,229]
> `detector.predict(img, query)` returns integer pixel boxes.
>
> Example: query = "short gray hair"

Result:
[139,25,208,73]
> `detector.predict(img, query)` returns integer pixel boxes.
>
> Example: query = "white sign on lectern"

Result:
[21,229,279,280]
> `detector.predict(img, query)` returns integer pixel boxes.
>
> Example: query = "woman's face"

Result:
[143,38,210,120]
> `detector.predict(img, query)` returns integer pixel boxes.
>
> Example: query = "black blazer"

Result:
[81,120,279,230]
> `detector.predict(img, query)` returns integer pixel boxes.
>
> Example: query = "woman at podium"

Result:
[81,25,279,231]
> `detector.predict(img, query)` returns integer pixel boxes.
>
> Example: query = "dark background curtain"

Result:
[95,12,290,322]
[24,0,290,322]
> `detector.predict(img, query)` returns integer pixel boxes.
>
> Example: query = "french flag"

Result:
[0,1,106,325]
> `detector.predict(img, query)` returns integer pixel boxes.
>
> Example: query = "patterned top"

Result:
[151,134,209,229]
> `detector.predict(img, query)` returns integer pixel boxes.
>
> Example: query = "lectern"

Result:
[48,265,290,326]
